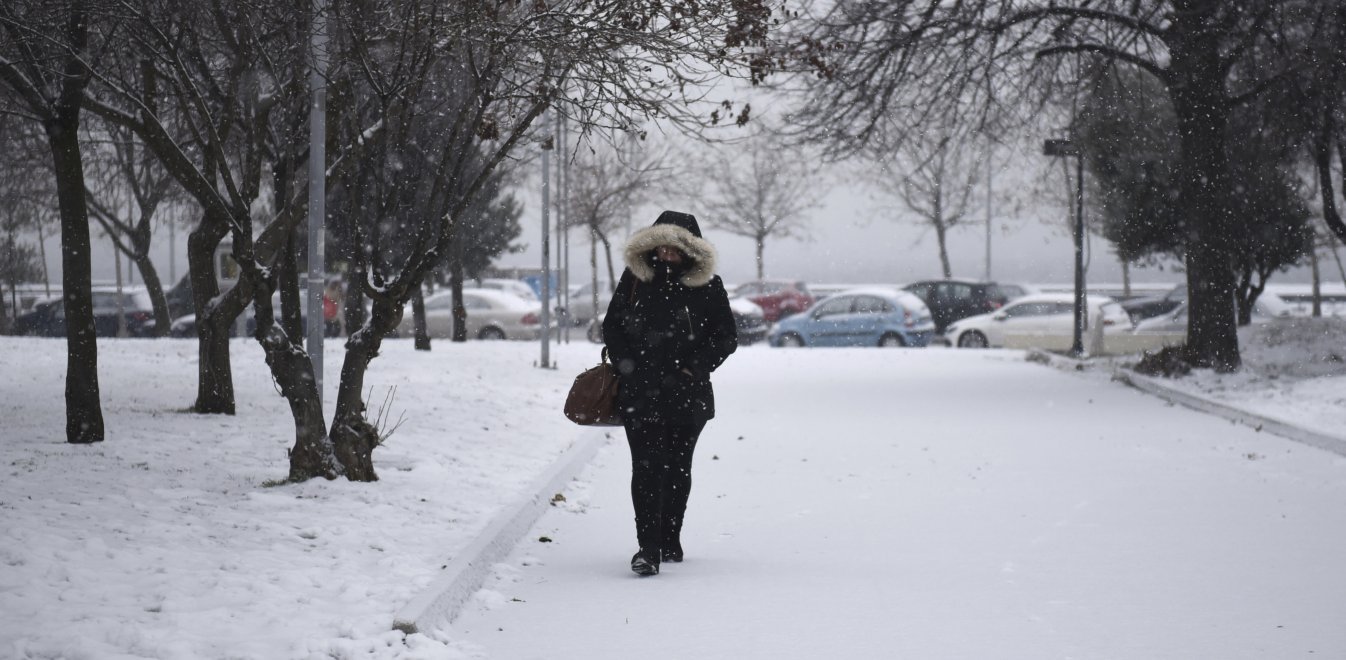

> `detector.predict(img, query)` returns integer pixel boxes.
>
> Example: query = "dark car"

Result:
[732,280,815,322]
[901,279,1012,334]
[12,289,157,337]
[1120,284,1187,322]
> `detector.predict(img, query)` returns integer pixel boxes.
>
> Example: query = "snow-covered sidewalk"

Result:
[445,349,1346,660]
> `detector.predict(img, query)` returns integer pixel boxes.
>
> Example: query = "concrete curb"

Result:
[1025,348,1346,457]
[1110,369,1346,458]
[392,428,612,635]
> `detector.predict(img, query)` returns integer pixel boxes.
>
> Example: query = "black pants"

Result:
[624,418,707,551]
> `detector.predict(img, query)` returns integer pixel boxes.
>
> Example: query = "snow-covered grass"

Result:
[0,336,604,659]
[1128,317,1346,440]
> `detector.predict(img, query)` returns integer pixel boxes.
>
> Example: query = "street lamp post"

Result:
[1043,138,1086,357]
[539,114,553,369]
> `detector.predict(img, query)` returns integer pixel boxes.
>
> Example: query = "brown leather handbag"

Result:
[564,347,622,426]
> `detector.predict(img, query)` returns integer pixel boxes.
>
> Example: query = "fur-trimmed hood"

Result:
[623,211,718,288]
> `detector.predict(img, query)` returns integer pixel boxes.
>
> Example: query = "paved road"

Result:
[445,348,1346,659]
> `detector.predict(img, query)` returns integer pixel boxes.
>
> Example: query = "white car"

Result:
[473,278,540,302]
[398,288,551,340]
[1133,297,1293,338]
[944,293,1133,350]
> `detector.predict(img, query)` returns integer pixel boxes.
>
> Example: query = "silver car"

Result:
[399,288,551,340]
[566,280,613,327]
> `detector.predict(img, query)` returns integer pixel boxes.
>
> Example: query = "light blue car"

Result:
[768,288,936,348]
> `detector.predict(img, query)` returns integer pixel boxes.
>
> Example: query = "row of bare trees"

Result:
[1,0,778,481]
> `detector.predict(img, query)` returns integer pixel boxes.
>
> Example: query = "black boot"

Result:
[631,548,660,576]
[662,538,683,563]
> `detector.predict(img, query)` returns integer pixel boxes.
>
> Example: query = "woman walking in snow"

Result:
[603,210,738,576]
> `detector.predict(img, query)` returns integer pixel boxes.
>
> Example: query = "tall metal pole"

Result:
[561,118,571,344]
[307,0,329,397]
[1071,152,1086,357]
[984,136,992,281]
[555,116,564,343]
[539,113,552,368]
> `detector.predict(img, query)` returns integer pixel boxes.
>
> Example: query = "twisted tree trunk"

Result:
[187,221,236,413]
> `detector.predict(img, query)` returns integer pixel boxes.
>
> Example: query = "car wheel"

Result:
[478,326,506,340]
[956,330,988,348]
[777,333,804,348]
[878,333,905,348]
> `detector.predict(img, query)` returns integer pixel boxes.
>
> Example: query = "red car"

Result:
[733,280,815,322]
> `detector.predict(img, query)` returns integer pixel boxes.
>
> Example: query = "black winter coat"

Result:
[603,267,738,424]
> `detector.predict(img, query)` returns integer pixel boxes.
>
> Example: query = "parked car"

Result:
[169,290,313,339]
[12,288,158,337]
[566,280,614,327]
[473,278,540,302]
[768,288,935,348]
[729,296,769,345]
[994,282,1042,301]
[586,296,770,346]
[1120,284,1187,322]
[397,288,551,340]
[901,279,1012,334]
[733,280,815,322]
[943,293,1132,349]
[1133,297,1294,337]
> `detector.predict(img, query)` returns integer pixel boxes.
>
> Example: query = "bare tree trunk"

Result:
[322,296,405,482]
[411,286,430,349]
[1310,240,1322,317]
[755,234,765,280]
[1171,24,1240,372]
[343,266,366,336]
[132,253,170,336]
[188,221,235,414]
[1235,265,1254,327]
[36,220,50,297]
[279,231,303,344]
[599,231,616,289]
[450,259,467,342]
[47,102,104,443]
[1121,258,1132,298]
[1313,108,1346,243]
[590,230,600,323]
[934,221,952,279]
[246,280,332,482]
[1331,230,1346,287]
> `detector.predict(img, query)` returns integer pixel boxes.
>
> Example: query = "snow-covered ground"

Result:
[1126,318,1346,440]
[2,324,1344,659]
[0,337,603,659]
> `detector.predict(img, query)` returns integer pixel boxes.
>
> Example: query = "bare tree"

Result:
[82,124,180,336]
[869,126,984,278]
[0,118,51,324]
[0,0,114,442]
[703,136,818,280]
[562,136,667,295]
